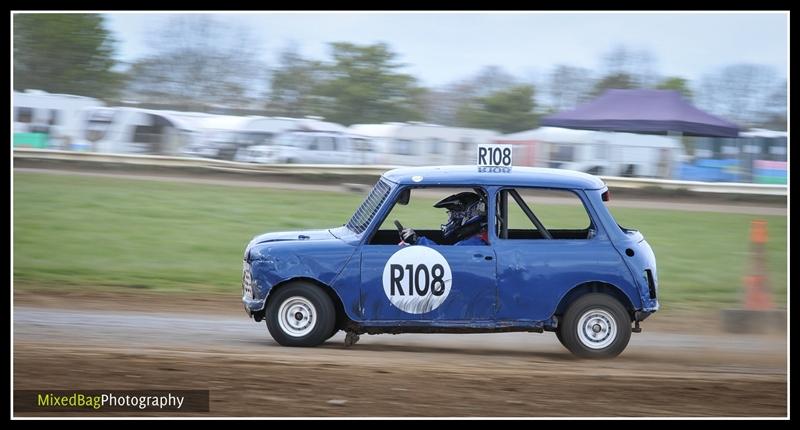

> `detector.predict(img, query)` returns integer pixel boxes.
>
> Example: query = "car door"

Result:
[360,243,497,322]
[493,187,620,321]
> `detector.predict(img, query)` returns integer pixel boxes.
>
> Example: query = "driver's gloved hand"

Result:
[401,228,418,245]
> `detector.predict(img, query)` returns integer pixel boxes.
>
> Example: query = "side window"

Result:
[352,138,371,152]
[49,109,60,126]
[497,188,593,240]
[394,139,414,155]
[550,144,575,163]
[16,107,33,123]
[429,138,443,155]
[317,137,335,151]
[369,187,489,246]
[132,125,151,143]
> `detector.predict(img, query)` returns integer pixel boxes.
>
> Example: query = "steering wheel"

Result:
[394,220,408,243]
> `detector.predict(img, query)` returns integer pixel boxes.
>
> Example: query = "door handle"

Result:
[474,254,494,261]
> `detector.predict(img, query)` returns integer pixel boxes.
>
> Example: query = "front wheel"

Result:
[557,293,631,358]
[266,282,336,347]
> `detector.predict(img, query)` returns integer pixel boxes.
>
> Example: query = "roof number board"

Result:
[477,144,513,167]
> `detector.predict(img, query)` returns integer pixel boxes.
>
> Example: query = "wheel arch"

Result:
[554,281,636,320]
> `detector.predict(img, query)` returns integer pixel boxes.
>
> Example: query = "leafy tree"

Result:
[456,84,538,133]
[14,13,122,99]
[656,76,693,100]
[265,45,325,117]
[310,42,427,125]
[591,72,637,97]
[423,66,518,126]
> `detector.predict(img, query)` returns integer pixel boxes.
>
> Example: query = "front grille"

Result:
[242,261,254,299]
[644,269,656,299]
[346,179,391,234]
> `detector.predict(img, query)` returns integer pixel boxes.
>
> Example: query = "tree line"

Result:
[14,14,787,133]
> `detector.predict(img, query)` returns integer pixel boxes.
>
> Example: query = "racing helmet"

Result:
[434,191,487,241]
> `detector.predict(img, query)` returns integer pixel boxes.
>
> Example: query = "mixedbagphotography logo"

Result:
[14,390,210,413]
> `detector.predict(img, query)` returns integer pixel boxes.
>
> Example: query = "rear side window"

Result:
[497,188,593,240]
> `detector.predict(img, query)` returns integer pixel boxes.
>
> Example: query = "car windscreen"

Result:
[346,178,392,234]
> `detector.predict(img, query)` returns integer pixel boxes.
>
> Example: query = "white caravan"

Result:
[236,130,377,165]
[13,90,105,149]
[184,116,301,160]
[75,107,209,155]
[231,117,355,163]
[496,126,684,178]
[348,122,500,166]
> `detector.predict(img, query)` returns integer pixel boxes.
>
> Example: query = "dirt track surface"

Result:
[13,292,787,417]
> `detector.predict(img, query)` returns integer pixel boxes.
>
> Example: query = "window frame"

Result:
[365,184,492,246]
[493,186,596,241]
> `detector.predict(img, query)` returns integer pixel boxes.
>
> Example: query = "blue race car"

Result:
[242,166,659,358]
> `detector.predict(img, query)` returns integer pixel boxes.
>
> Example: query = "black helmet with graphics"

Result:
[434,191,487,241]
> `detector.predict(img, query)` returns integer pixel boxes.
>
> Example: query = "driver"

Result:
[400,191,489,246]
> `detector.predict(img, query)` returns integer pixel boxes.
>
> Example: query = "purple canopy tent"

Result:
[540,89,740,137]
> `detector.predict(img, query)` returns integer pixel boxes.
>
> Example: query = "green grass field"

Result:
[13,172,787,310]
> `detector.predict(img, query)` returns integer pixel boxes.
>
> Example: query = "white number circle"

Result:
[382,246,452,314]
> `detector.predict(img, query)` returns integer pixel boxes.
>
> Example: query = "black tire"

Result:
[265,282,336,347]
[557,293,631,359]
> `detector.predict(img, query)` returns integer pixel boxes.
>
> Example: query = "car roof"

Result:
[381,165,606,190]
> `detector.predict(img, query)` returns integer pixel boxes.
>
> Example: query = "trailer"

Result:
[235,130,377,165]
[184,115,351,161]
[349,122,500,166]
[74,107,209,155]
[496,127,684,178]
[13,90,105,149]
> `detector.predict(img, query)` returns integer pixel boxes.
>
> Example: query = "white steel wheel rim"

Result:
[577,308,617,349]
[277,296,316,337]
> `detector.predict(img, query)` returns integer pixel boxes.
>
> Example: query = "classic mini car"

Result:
[242,165,659,358]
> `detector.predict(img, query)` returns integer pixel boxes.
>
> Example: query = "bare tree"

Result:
[547,65,594,111]
[695,64,779,127]
[759,78,787,129]
[600,45,659,88]
[125,15,266,110]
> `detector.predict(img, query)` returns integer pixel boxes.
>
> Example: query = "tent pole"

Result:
[666,130,682,180]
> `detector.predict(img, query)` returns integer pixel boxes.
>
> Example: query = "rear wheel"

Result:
[557,293,631,358]
[266,282,336,347]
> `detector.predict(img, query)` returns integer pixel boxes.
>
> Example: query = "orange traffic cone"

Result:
[743,220,773,311]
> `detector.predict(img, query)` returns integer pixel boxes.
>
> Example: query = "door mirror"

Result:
[397,188,410,205]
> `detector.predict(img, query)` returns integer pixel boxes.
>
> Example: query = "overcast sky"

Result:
[105,12,788,87]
